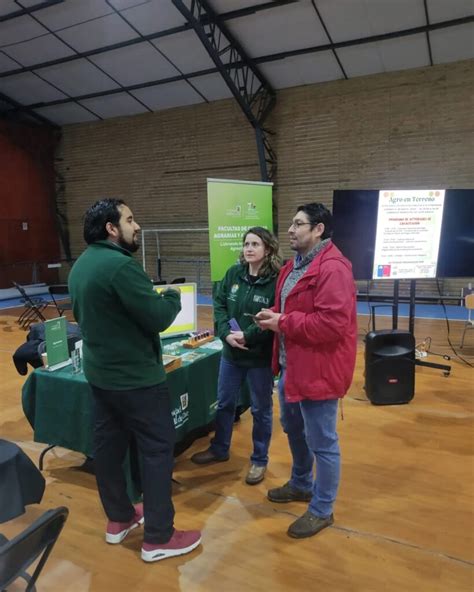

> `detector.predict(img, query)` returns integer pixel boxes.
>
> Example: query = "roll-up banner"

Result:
[207,178,273,282]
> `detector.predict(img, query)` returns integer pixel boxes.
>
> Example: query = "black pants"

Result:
[91,382,176,544]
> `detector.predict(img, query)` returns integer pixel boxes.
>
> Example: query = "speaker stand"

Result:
[407,279,451,376]
[415,359,451,377]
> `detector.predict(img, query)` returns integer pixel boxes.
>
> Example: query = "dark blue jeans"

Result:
[210,357,274,466]
[278,370,340,518]
[91,382,176,544]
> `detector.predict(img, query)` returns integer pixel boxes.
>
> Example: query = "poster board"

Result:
[207,178,273,282]
[372,189,446,279]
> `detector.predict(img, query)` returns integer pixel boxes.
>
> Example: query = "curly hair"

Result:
[239,226,282,277]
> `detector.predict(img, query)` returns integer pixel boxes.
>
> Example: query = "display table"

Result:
[22,338,248,461]
[0,439,45,523]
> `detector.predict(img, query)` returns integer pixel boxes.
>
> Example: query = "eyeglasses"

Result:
[289,221,312,228]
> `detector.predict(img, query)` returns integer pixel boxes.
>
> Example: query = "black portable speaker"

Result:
[365,330,416,405]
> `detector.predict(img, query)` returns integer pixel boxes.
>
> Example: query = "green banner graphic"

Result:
[207,178,273,282]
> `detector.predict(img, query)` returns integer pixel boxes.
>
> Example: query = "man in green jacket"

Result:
[68,198,201,562]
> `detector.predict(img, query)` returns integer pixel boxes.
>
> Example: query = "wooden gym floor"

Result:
[0,304,473,592]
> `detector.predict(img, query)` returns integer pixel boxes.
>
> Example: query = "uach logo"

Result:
[172,392,190,428]
[228,283,239,302]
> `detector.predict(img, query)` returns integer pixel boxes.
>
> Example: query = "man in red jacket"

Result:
[256,202,357,538]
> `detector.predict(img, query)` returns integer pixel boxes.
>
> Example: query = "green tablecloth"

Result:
[22,338,248,459]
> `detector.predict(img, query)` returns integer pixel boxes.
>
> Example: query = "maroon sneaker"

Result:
[105,503,144,544]
[141,529,202,562]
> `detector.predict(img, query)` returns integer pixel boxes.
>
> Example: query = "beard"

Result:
[117,229,140,253]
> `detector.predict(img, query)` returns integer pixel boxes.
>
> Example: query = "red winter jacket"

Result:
[273,241,357,402]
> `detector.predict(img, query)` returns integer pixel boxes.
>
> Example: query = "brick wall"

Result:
[58,58,474,294]
[57,100,259,288]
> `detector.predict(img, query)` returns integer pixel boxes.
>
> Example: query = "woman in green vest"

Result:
[191,227,281,485]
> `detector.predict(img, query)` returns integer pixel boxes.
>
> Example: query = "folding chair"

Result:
[12,282,48,330]
[48,285,73,317]
[0,507,69,592]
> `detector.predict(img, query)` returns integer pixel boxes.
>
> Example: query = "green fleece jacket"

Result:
[214,263,277,368]
[68,240,181,390]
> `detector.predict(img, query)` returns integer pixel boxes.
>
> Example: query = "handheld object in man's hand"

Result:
[243,313,257,321]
